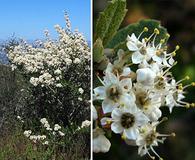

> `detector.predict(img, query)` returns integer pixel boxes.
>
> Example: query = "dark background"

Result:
[94,0,195,159]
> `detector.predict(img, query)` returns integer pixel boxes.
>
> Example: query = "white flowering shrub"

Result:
[93,0,194,159]
[7,13,90,127]
[22,118,90,146]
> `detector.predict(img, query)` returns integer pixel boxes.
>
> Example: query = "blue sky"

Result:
[0,0,91,40]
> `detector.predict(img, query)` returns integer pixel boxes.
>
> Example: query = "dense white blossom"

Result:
[93,27,194,158]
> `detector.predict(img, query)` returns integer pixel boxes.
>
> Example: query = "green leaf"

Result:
[107,19,168,51]
[93,38,105,63]
[94,0,127,47]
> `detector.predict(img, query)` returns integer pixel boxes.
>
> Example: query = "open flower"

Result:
[136,119,175,159]
[134,83,162,121]
[94,72,135,113]
[102,105,149,140]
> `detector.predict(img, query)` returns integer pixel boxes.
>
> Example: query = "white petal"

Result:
[130,33,138,42]
[102,99,118,114]
[111,122,123,134]
[105,63,113,74]
[120,94,135,107]
[124,127,139,140]
[119,78,132,91]
[104,72,118,85]
[149,108,162,121]
[122,67,131,76]
[152,55,162,64]
[135,112,149,126]
[132,51,144,64]
[111,108,122,120]
[127,41,139,51]
[92,105,98,120]
[93,135,111,153]
[93,86,106,100]
[136,137,145,146]
[101,117,112,126]
[168,57,175,65]
[146,47,156,56]
[138,146,147,156]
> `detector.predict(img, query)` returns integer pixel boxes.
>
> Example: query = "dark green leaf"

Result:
[94,0,127,47]
[93,38,105,63]
[108,19,168,51]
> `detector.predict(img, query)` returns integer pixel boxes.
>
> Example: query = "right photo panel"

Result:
[93,0,195,160]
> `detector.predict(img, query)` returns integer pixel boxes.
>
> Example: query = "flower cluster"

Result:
[93,28,194,159]
[24,118,65,145]
[7,14,90,88]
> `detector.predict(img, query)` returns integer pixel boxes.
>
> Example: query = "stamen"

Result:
[150,146,162,160]
[144,27,149,32]
[154,28,160,35]
[145,145,155,160]
[190,103,195,107]
[96,74,105,86]
[160,39,165,44]
[138,27,149,39]
[158,132,176,137]
[121,133,126,140]
[166,33,170,39]
[176,76,190,84]
[183,82,195,89]
[106,119,112,125]
[175,45,180,51]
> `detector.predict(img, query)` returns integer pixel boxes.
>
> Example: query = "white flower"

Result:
[134,83,162,121]
[105,62,131,78]
[136,68,156,86]
[165,79,188,112]
[136,120,175,159]
[56,83,63,87]
[54,124,61,131]
[78,97,83,101]
[81,120,91,128]
[93,128,111,153]
[78,88,84,94]
[106,105,149,140]
[43,141,49,145]
[24,130,32,137]
[40,118,48,125]
[17,116,22,120]
[58,131,65,136]
[94,72,135,113]
[54,69,62,75]
[74,58,81,64]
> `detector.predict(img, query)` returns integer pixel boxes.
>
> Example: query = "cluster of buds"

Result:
[93,27,194,159]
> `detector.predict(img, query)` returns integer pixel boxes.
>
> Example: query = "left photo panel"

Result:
[0,1,91,160]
